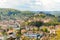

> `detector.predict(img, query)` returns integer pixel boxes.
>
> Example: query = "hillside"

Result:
[47,11,60,17]
[0,8,35,20]
[0,8,60,21]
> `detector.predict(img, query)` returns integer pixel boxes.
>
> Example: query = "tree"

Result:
[2,30,7,36]
[7,37,15,40]
[28,21,43,31]
[44,22,60,26]
[0,26,2,29]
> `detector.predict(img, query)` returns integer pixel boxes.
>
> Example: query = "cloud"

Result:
[0,0,60,11]
[29,0,60,11]
[41,0,60,11]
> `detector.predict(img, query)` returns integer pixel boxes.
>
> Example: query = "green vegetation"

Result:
[0,8,60,40]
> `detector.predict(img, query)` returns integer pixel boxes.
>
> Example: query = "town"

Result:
[0,11,60,40]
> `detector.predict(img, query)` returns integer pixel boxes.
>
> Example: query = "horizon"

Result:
[0,0,60,11]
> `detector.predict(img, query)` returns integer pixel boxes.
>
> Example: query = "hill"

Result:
[0,8,35,20]
[0,8,60,21]
[47,11,60,17]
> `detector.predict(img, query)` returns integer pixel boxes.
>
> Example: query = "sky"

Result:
[0,0,60,11]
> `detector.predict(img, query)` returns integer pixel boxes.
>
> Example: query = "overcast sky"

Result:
[0,0,60,11]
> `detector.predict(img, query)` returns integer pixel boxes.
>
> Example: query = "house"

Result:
[0,36,4,40]
[24,33,41,39]
[43,18,51,23]
[21,29,27,34]
[55,25,60,29]
[50,29,56,34]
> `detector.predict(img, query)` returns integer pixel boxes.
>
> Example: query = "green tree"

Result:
[28,21,43,31]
